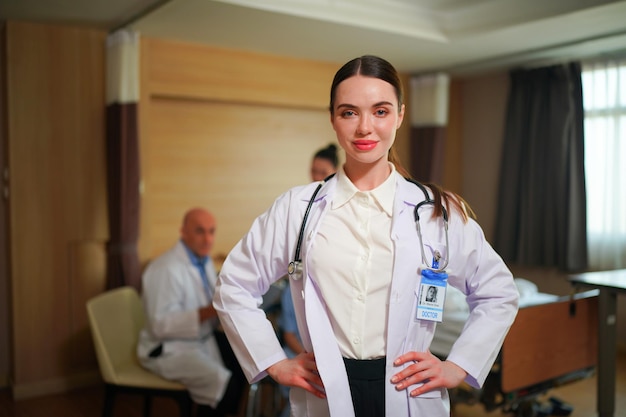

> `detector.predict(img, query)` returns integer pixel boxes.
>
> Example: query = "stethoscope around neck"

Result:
[287,175,449,279]
[407,178,450,272]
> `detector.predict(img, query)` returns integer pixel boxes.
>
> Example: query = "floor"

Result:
[1,350,624,417]
[453,348,626,417]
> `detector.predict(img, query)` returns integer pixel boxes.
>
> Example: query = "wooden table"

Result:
[568,269,626,417]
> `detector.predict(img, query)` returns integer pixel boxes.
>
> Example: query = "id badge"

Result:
[416,268,448,322]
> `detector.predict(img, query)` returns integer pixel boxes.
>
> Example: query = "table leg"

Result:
[598,289,617,417]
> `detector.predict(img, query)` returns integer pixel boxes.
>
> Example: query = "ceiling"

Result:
[2,0,626,75]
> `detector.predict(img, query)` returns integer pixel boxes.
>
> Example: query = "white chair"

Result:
[86,286,193,417]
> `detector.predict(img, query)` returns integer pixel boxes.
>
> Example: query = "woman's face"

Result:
[330,75,404,168]
[310,157,336,181]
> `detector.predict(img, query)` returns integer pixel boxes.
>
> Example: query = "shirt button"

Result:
[353,337,361,344]
[357,294,364,301]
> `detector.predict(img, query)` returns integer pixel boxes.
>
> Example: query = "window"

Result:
[582,59,626,270]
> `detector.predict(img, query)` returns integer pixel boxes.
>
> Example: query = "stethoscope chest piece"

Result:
[288,261,303,280]
[288,178,331,282]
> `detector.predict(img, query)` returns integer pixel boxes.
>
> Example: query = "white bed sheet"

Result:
[430,278,559,358]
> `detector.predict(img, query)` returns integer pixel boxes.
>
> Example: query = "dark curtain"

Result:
[494,63,587,272]
[105,102,141,290]
[410,126,446,183]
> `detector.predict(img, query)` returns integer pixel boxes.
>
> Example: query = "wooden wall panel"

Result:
[139,38,412,265]
[144,97,336,261]
[0,22,11,389]
[6,21,107,397]
[143,38,338,109]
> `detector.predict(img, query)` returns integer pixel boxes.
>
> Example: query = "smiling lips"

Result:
[353,140,377,151]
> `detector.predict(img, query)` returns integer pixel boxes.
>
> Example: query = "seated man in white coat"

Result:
[137,208,246,417]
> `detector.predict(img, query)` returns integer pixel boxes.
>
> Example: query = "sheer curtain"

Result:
[582,59,626,270]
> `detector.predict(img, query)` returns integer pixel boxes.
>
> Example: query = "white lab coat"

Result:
[214,172,519,416]
[138,241,230,407]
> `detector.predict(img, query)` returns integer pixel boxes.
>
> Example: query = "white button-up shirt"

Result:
[311,166,395,359]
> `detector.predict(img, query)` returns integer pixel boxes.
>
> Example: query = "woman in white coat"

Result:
[214,55,519,417]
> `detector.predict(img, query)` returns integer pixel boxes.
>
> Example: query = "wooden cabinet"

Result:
[2,21,108,399]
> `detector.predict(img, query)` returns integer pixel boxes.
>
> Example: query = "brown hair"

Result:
[329,55,404,115]
[329,55,475,222]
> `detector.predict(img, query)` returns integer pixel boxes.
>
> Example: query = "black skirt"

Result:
[343,357,386,417]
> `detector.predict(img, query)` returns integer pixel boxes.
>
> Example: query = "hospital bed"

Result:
[431,279,599,417]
